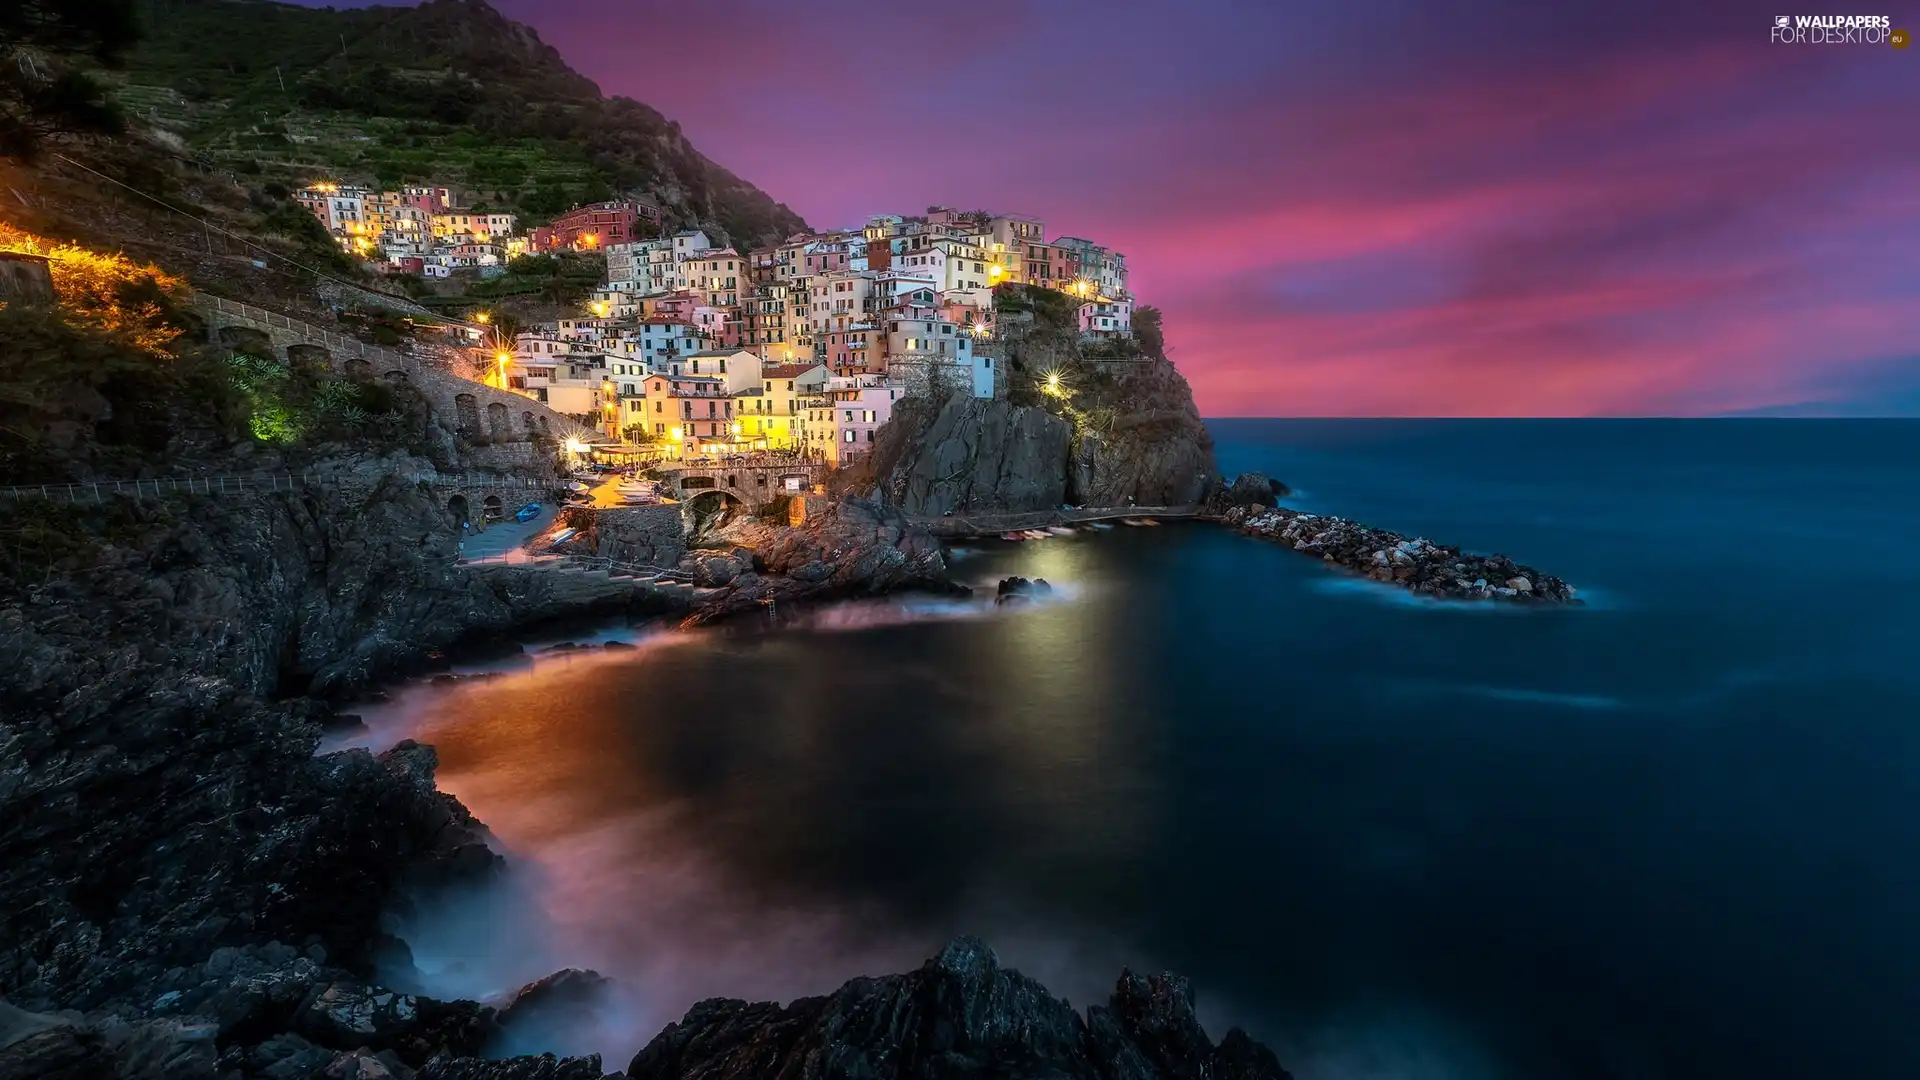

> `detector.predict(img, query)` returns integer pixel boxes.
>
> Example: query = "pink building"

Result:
[531,200,664,253]
[693,305,743,348]
[802,242,849,275]
[818,325,882,376]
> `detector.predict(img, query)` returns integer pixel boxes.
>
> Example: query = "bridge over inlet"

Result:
[909,505,1206,538]
[657,459,826,511]
[191,294,586,448]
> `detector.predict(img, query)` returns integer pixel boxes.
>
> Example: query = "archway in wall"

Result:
[482,494,504,522]
[686,489,745,531]
[487,401,513,441]
[447,494,471,528]
[454,393,481,439]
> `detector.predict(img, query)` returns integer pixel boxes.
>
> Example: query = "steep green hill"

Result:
[112,0,806,247]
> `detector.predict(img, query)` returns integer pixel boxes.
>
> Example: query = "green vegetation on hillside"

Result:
[111,0,807,247]
[0,0,138,159]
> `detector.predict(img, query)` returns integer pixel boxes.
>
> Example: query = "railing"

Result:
[0,471,558,504]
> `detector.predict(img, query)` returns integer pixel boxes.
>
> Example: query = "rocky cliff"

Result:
[628,937,1293,1080]
[0,452,667,1078]
[868,359,1221,517]
[677,496,955,624]
[867,395,1074,516]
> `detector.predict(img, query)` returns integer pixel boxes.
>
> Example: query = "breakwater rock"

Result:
[1224,504,1579,602]
[628,937,1293,1080]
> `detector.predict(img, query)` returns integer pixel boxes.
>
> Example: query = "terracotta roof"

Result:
[762,362,826,379]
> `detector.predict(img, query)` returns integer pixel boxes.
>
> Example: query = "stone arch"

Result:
[522,411,536,431]
[482,494,504,521]
[382,369,410,384]
[537,415,550,433]
[454,393,481,438]
[344,358,373,379]
[447,494,470,527]
[679,475,716,491]
[688,489,745,516]
[487,401,513,441]
[218,326,274,356]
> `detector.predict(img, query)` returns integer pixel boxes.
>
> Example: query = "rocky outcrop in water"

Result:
[677,496,956,624]
[1224,503,1579,602]
[1218,471,1289,509]
[627,937,1293,1080]
[995,576,1054,605]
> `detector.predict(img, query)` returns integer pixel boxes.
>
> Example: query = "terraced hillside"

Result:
[111,0,806,248]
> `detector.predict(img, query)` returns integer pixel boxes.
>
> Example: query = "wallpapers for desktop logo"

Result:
[1770,14,1907,45]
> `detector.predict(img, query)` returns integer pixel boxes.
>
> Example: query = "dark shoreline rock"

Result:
[628,937,1293,1080]
[675,496,957,626]
[995,575,1054,605]
[1223,503,1579,602]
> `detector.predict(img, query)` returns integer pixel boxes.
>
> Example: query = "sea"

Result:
[335,419,1920,1080]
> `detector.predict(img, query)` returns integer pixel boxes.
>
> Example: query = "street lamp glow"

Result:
[495,351,512,366]
[475,312,490,324]
[564,437,588,455]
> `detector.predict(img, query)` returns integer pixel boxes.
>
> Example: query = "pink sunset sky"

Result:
[353,0,1920,416]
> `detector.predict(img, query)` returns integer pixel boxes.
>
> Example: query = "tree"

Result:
[0,0,139,160]
[1132,305,1167,362]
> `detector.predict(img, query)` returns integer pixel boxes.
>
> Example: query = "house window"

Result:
[843,429,855,442]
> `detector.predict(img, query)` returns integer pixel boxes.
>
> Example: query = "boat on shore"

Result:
[618,480,663,505]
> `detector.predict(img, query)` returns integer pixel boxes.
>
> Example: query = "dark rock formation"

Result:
[0,452,681,1079]
[995,576,1054,605]
[1218,471,1290,509]
[869,360,1221,516]
[1224,504,1579,602]
[495,969,612,1050]
[1066,360,1221,508]
[869,394,1073,515]
[416,1054,606,1080]
[678,496,956,624]
[627,937,1292,1080]
[561,503,686,569]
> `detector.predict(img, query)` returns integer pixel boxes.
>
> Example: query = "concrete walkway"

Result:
[459,502,559,564]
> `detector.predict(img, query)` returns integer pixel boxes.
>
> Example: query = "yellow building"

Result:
[737,361,828,450]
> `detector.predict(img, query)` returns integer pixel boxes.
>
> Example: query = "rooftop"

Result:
[762,362,826,379]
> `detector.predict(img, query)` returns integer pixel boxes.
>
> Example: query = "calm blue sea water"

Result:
[360,420,1920,1080]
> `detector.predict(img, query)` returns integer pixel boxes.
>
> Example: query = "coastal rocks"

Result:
[869,360,1223,515]
[417,1054,607,1080]
[995,576,1054,605]
[495,968,611,1049]
[869,394,1073,515]
[679,496,955,624]
[1218,471,1290,509]
[0,1008,223,1080]
[626,937,1292,1080]
[561,503,685,569]
[1065,360,1222,508]
[1223,505,1578,603]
